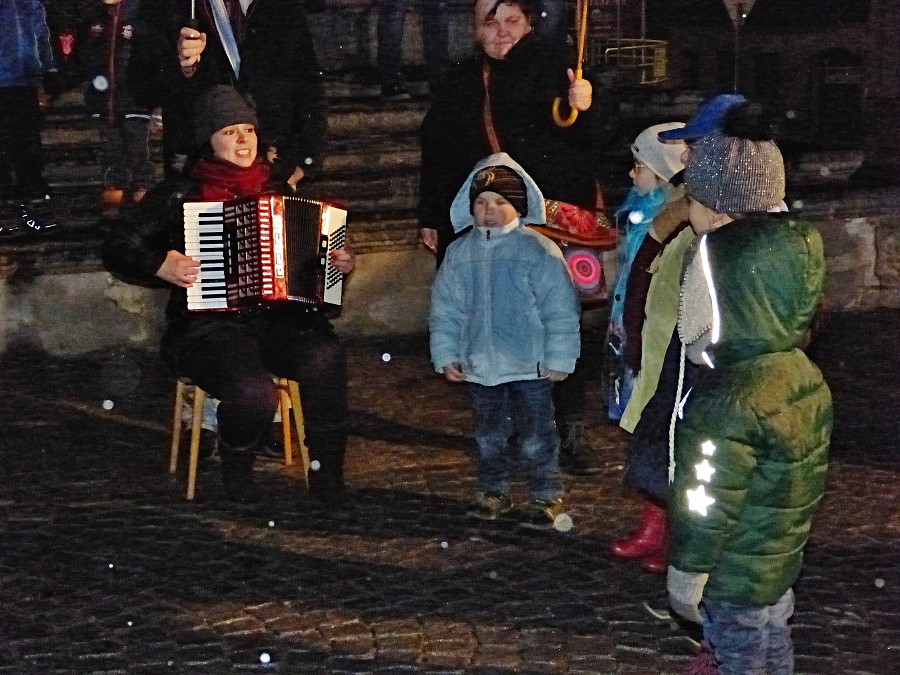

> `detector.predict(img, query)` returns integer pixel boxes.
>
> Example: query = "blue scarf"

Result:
[609,185,669,329]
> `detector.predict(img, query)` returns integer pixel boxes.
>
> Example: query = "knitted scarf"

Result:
[191,157,270,201]
[609,185,671,329]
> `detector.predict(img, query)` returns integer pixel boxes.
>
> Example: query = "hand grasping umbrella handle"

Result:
[552,0,590,128]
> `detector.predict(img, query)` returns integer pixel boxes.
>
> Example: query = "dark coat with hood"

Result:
[669,214,832,605]
[419,33,615,255]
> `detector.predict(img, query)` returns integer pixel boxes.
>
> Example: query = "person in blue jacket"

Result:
[430,152,581,529]
[0,0,59,236]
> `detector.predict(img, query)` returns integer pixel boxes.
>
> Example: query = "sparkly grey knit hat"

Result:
[685,130,785,213]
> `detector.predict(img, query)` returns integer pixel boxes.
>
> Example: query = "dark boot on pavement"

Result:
[559,420,602,475]
[610,499,667,559]
[220,442,260,504]
[306,432,346,502]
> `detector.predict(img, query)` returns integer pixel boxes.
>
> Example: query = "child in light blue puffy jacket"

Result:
[430,152,581,529]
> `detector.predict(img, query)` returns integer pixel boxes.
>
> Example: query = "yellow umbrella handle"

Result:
[552,0,590,128]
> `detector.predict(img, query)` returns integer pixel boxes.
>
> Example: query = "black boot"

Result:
[306,432,346,502]
[558,420,602,476]
[220,444,260,504]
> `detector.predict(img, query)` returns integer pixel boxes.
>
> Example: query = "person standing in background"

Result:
[376,0,450,99]
[81,0,158,217]
[132,0,326,192]
[0,0,59,237]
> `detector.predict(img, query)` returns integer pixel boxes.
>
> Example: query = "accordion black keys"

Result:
[183,195,347,311]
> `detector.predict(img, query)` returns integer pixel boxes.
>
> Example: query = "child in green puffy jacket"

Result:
[666,103,832,675]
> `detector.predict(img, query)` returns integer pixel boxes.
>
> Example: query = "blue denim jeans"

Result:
[702,588,795,675]
[376,0,449,91]
[468,379,562,501]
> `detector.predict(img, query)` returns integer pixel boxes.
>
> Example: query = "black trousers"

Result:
[0,86,47,198]
[165,310,348,478]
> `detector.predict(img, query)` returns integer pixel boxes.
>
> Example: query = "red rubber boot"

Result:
[609,500,667,559]
[640,532,669,574]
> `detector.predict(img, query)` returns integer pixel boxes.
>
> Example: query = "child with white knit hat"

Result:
[603,123,687,422]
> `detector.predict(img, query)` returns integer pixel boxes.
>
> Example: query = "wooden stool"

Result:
[168,377,310,500]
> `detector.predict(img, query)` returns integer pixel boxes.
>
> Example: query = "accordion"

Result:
[183,195,347,311]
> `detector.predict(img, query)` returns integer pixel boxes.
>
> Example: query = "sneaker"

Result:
[466,491,512,520]
[381,82,411,101]
[198,428,218,462]
[518,497,566,530]
[685,641,719,675]
[20,194,58,234]
[559,420,602,476]
[256,423,285,460]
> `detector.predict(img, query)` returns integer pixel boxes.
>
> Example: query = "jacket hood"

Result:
[685,214,825,366]
[450,153,546,232]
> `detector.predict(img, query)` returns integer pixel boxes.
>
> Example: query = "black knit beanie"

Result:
[194,85,259,147]
[469,166,528,215]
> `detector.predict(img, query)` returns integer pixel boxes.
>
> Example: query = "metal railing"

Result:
[587,37,668,84]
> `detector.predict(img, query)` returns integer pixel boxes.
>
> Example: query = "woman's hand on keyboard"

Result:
[156,250,201,288]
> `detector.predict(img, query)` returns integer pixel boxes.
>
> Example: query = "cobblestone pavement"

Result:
[0,310,897,674]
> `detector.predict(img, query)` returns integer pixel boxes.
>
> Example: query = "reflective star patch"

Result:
[695,459,715,483]
[701,440,716,456]
[687,485,716,516]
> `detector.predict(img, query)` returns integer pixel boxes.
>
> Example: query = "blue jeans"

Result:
[702,588,795,675]
[468,379,562,501]
[377,0,449,91]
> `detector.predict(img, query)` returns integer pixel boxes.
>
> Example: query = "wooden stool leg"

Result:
[169,379,186,474]
[186,385,206,501]
[288,380,310,489]
[276,379,294,466]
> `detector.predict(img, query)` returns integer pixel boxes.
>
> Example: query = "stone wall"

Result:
[0,188,897,357]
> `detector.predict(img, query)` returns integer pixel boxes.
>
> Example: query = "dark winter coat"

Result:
[0,0,55,88]
[80,0,150,120]
[131,0,326,182]
[669,214,832,605]
[419,33,615,252]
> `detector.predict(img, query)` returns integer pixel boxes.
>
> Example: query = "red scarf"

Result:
[191,157,270,201]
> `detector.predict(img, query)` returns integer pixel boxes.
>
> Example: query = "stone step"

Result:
[36,88,427,249]
[42,135,421,186]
